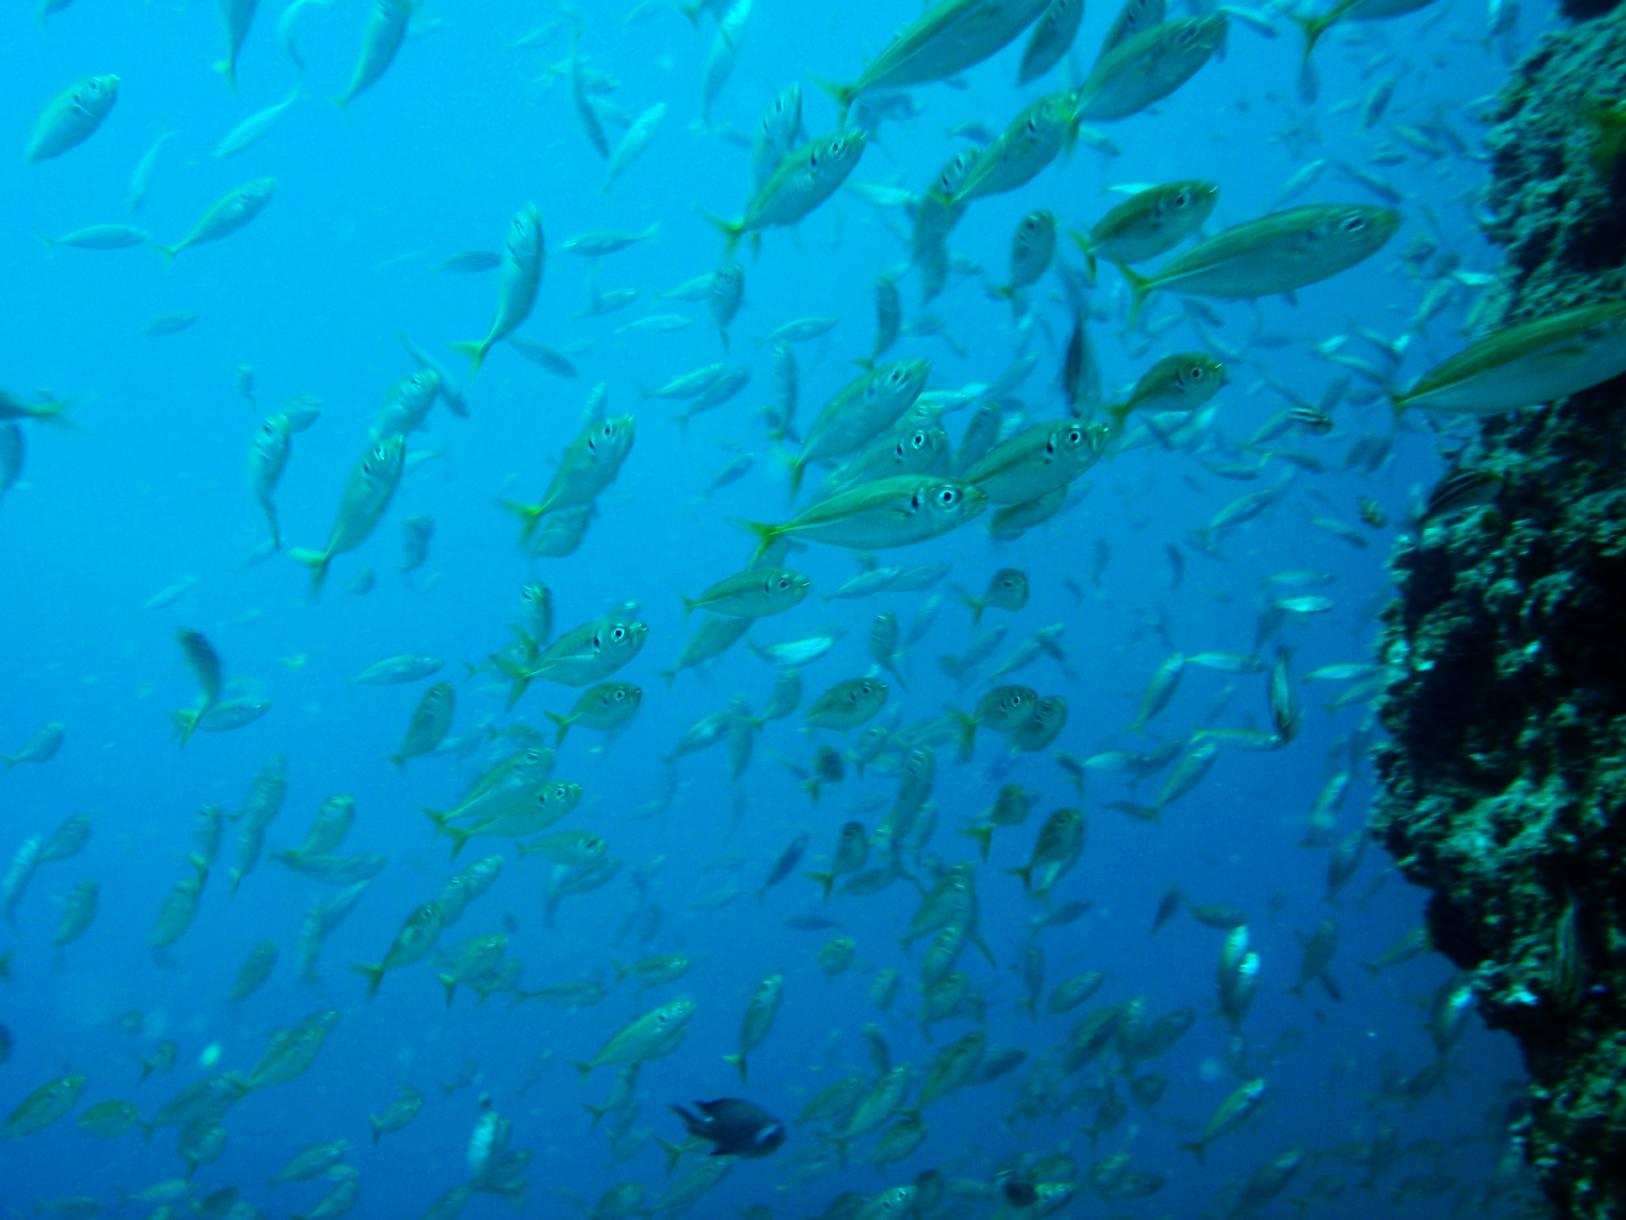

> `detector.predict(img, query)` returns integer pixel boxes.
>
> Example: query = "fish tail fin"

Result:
[213,58,238,92]
[1003,863,1035,893]
[806,870,834,902]
[420,806,452,843]
[1066,228,1100,283]
[1288,12,1328,65]
[657,668,677,686]
[784,451,808,499]
[582,1101,608,1128]
[1120,264,1153,329]
[450,339,488,383]
[352,961,386,999]
[569,1060,594,1079]
[809,76,855,127]
[438,973,456,1007]
[499,498,545,540]
[1180,1139,1207,1164]
[955,590,986,628]
[698,208,743,258]
[544,710,571,744]
[657,1136,686,1176]
[28,395,78,430]
[369,1116,383,1145]
[446,826,472,861]
[723,1052,747,1082]
[958,821,994,863]
[288,547,331,596]
[170,708,200,749]
[730,517,780,564]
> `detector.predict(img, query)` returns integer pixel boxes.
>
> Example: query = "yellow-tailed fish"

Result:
[738,475,986,561]
[1120,204,1401,326]
[154,178,277,261]
[26,75,119,163]
[290,433,405,595]
[1392,302,1626,417]
[820,0,1051,120]
[706,131,867,257]
[1071,180,1218,279]
[453,203,545,380]
[336,0,415,107]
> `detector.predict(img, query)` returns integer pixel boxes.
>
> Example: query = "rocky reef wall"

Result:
[1370,4,1626,1218]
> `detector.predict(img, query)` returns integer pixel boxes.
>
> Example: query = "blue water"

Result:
[2,0,1550,1216]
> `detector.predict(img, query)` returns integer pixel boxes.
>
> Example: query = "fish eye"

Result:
[1174,189,1192,207]
[776,576,790,590]
[888,368,905,385]
[911,430,928,449]
[552,785,568,800]
[1340,213,1368,233]
[611,689,625,702]
[936,487,959,506]
[1188,364,1206,381]
[1066,426,1084,444]
[611,626,627,642]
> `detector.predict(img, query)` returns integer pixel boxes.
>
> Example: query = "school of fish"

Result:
[4,0,1615,1217]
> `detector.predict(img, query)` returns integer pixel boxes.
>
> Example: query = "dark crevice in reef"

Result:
[1370,2,1626,1217]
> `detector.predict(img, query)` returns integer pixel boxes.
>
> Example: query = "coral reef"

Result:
[1371,5,1626,1218]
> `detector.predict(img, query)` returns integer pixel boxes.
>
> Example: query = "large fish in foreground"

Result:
[290,434,405,594]
[821,0,1050,120]
[1392,301,1626,417]
[1120,204,1400,325]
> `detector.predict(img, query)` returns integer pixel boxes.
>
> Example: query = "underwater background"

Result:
[0,0,1564,1216]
